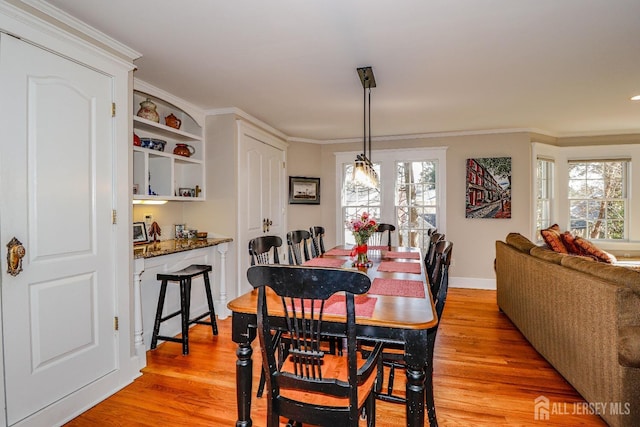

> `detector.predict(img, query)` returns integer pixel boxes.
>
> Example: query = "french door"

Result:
[337,148,447,249]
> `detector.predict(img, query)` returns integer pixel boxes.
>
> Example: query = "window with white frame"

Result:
[535,158,554,240]
[337,147,446,248]
[395,160,438,248]
[568,159,628,239]
[341,162,381,246]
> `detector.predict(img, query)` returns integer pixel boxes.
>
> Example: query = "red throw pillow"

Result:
[541,224,568,254]
[573,237,617,263]
[561,231,581,255]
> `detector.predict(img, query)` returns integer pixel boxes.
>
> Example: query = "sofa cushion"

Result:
[541,224,568,254]
[618,326,640,368]
[505,232,536,253]
[574,236,617,263]
[530,246,566,265]
[561,255,640,293]
[561,231,582,254]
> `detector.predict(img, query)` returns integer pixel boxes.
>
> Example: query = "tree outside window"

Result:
[568,160,627,239]
[395,161,437,248]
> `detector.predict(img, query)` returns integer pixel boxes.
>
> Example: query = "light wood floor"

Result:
[65,289,606,426]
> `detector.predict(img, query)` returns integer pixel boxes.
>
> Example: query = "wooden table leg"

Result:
[232,312,256,427]
[235,342,253,427]
[405,363,425,427]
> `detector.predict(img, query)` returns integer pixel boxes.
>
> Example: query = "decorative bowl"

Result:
[196,232,208,239]
[151,139,166,151]
[140,137,153,149]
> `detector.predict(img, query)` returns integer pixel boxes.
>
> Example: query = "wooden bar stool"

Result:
[151,264,218,355]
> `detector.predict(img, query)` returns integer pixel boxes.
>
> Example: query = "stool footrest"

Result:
[154,335,184,344]
[160,310,182,323]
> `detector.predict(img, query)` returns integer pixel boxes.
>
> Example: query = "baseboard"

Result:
[14,363,139,427]
[449,276,496,290]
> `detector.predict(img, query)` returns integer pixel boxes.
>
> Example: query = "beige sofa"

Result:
[495,233,640,427]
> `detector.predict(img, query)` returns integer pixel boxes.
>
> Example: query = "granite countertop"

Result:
[134,237,233,259]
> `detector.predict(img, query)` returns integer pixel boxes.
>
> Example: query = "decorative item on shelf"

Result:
[179,187,195,197]
[165,113,182,129]
[133,133,141,146]
[174,224,186,239]
[187,229,198,239]
[346,211,378,268]
[151,139,166,151]
[137,98,160,123]
[195,185,201,197]
[148,221,161,242]
[133,222,148,244]
[173,143,195,157]
[196,231,208,239]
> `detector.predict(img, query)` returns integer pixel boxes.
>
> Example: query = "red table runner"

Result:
[377,260,422,274]
[385,251,421,260]
[324,248,353,256]
[302,257,347,268]
[289,294,377,318]
[369,278,425,298]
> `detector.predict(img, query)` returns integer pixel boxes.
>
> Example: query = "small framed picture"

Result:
[133,222,148,244]
[175,224,186,239]
[289,176,320,205]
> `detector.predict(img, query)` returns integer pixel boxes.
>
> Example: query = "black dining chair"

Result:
[248,235,283,398]
[368,223,396,249]
[425,232,445,282]
[286,230,313,265]
[248,235,282,266]
[309,226,326,257]
[247,264,383,427]
[375,241,453,416]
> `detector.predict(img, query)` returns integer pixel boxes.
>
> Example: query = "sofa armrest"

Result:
[619,326,640,368]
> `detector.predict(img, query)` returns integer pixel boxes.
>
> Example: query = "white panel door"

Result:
[238,122,286,294]
[0,34,116,424]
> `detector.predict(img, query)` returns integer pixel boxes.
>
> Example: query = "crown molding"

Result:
[19,0,141,61]
[205,107,288,141]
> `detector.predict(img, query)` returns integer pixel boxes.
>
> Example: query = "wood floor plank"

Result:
[65,288,606,426]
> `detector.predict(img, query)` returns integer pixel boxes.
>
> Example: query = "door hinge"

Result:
[112,209,117,224]
[111,102,116,117]
[282,161,286,169]
[114,316,119,331]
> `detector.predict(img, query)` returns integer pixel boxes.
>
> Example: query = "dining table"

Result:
[228,245,439,427]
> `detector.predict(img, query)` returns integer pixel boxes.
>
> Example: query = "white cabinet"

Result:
[133,90,205,201]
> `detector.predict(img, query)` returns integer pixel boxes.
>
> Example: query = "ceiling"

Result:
[44,0,640,141]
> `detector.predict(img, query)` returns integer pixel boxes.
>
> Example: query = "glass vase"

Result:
[353,240,372,268]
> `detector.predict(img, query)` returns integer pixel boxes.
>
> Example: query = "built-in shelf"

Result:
[132,89,205,201]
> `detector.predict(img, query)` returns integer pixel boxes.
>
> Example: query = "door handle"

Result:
[6,237,25,276]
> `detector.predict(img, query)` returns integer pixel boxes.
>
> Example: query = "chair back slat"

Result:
[425,232,445,281]
[368,223,395,248]
[309,226,326,257]
[430,240,453,308]
[287,230,313,264]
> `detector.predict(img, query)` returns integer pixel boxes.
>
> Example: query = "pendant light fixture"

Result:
[352,66,379,188]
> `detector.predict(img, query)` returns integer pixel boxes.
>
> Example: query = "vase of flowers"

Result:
[347,211,378,267]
